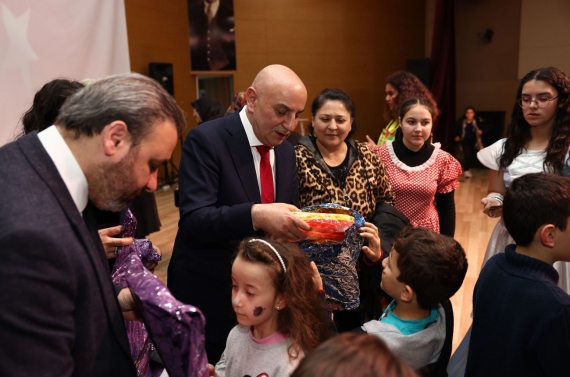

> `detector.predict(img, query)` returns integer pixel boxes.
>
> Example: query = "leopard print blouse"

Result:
[295,136,394,221]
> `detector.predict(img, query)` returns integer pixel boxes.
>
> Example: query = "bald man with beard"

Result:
[168,65,310,363]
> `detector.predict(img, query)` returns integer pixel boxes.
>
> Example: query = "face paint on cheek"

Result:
[232,300,237,306]
[253,307,265,317]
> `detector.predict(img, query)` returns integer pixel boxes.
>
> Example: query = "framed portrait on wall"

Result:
[188,0,236,71]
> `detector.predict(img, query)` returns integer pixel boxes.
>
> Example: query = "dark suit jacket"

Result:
[0,134,136,377]
[168,111,299,347]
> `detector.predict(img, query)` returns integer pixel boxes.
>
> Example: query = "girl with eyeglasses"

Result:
[447,66,570,377]
[476,67,570,290]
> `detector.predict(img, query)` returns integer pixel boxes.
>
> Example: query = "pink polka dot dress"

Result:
[375,141,461,233]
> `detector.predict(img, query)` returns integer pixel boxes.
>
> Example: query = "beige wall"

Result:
[125,0,426,166]
[519,0,570,78]
[455,0,522,132]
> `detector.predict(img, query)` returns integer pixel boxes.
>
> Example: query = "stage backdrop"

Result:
[0,0,130,146]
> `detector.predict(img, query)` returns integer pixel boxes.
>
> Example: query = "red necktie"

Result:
[256,146,274,204]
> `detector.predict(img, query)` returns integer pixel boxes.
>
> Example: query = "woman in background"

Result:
[20,79,84,135]
[224,91,247,115]
[367,71,436,147]
[454,106,484,178]
[192,97,225,124]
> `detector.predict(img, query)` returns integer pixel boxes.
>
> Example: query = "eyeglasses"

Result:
[518,96,558,108]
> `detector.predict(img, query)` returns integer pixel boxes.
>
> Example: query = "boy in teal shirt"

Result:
[361,227,468,370]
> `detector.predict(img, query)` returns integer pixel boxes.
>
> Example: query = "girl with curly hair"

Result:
[477,66,570,291]
[366,71,437,147]
[209,237,331,377]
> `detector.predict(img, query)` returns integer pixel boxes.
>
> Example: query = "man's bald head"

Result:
[251,64,306,98]
[245,65,307,147]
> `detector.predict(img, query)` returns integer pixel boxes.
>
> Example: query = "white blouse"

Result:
[477,138,570,186]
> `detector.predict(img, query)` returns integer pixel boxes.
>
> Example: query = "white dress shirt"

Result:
[37,125,88,214]
[240,106,276,200]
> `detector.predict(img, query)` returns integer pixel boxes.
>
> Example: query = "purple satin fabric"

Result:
[112,210,208,377]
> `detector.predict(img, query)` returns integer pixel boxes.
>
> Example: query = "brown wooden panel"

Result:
[125,0,426,162]
[125,0,196,173]
[233,0,425,141]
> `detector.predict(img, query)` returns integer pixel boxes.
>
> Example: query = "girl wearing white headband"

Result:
[208,237,331,377]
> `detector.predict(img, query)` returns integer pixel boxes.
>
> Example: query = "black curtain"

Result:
[429,0,456,154]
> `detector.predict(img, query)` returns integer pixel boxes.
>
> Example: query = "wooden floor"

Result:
[148,168,498,353]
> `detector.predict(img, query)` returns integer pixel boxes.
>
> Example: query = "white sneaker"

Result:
[464,170,472,178]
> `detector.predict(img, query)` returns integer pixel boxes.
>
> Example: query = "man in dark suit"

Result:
[188,0,236,70]
[168,64,310,362]
[0,73,185,376]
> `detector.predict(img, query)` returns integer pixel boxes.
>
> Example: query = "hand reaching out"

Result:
[365,135,377,150]
[118,288,139,321]
[330,302,343,311]
[360,222,382,262]
[207,364,217,377]
[481,197,503,218]
[310,261,323,290]
[251,203,310,241]
[146,245,162,273]
[98,225,133,259]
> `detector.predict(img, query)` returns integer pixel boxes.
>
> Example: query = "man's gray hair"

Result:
[56,73,186,144]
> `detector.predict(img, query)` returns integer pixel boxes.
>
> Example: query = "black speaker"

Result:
[406,58,431,87]
[478,29,494,43]
[148,62,174,96]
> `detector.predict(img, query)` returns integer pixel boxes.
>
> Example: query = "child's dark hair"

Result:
[500,67,570,174]
[309,88,358,139]
[236,237,331,359]
[394,98,439,140]
[399,97,440,122]
[21,79,84,135]
[503,173,570,246]
[385,71,437,121]
[394,227,467,310]
[291,333,419,377]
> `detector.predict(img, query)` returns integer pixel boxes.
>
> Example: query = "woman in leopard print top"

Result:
[295,90,394,222]
[295,88,395,331]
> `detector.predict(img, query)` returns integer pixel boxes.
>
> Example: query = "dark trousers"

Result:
[462,140,477,171]
[333,309,363,332]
